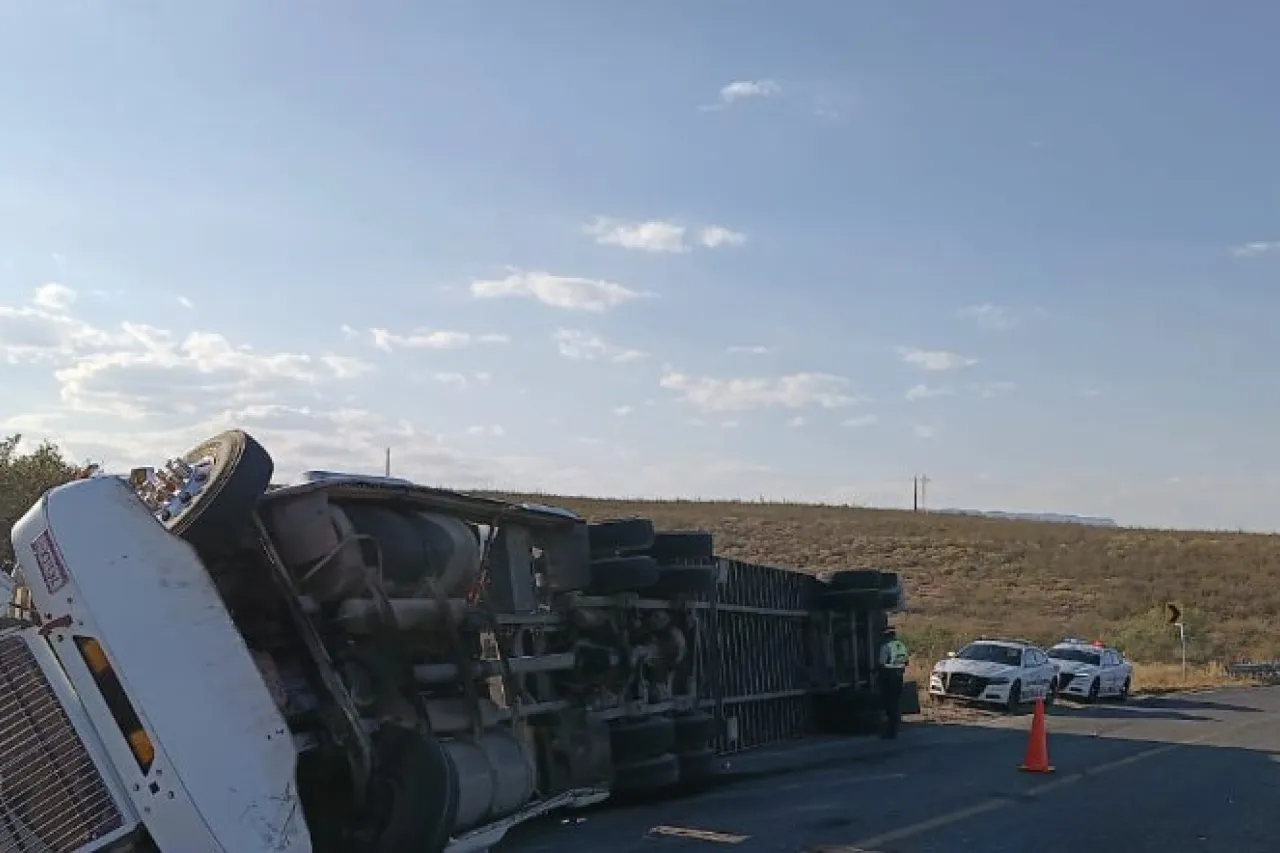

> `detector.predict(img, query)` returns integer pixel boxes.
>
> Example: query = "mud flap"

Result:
[901,680,922,716]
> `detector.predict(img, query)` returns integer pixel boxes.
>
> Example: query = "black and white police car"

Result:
[1047,638,1133,702]
[928,637,1058,711]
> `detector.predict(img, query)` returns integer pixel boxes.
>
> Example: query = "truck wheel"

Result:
[645,531,715,561]
[827,570,882,592]
[165,430,274,551]
[818,589,881,611]
[649,563,718,598]
[813,689,882,735]
[588,518,656,556]
[363,726,459,853]
[610,715,675,762]
[672,711,716,752]
[675,747,719,790]
[585,556,659,595]
[612,752,681,795]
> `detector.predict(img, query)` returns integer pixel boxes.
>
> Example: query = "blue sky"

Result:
[1,1,1279,530]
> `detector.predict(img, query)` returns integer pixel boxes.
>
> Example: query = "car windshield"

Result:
[1049,647,1102,666]
[955,643,1023,666]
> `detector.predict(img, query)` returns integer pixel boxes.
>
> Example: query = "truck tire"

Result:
[585,556,659,595]
[827,570,882,592]
[818,589,881,611]
[672,711,716,752]
[588,518,656,556]
[364,725,459,853]
[813,688,883,735]
[612,752,681,795]
[166,430,274,551]
[609,715,675,763]
[675,747,718,789]
[649,563,718,598]
[645,531,715,561]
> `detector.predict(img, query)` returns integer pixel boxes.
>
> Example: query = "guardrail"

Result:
[1226,662,1280,678]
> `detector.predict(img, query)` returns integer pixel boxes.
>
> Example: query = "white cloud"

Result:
[583,218,747,253]
[697,226,747,248]
[720,420,740,429]
[470,268,650,312]
[432,372,492,389]
[719,79,782,104]
[23,405,556,490]
[786,415,806,428]
[177,295,194,310]
[1231,241,1280,258]
[466,424,505,437]
[321,355,376,379]
[660,370,867,413]
[584,218,688,254]
[366,327,509,352]
[974,380,1016,399]
[904,384,952,401]
[958,303,1019,331]
[0,287,374,420]
[912,424,936,439]
[727,345,771,355]
[612,405,633,416]
[552,329,645,363]
[897,346,977,371]
[33,283,76,311]
[0,305,122,364]
[842,414,878,428]
[54,326,373,420]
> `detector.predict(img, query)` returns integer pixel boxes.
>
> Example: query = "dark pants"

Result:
[878,667,904,738]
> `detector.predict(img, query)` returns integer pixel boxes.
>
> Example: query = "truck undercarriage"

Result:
[1,429,911,853]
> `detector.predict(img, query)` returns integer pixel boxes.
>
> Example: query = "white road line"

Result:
[694,772,906,805]
[847,713,1274,850]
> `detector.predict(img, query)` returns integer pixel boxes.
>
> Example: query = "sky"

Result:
[2,1,1280,532]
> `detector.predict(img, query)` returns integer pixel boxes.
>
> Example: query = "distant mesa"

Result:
[933,508,1118,527]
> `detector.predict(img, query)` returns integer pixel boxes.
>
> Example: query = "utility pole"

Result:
[919,474,930,513]
[384,447,391,477]
[912,477,919,512]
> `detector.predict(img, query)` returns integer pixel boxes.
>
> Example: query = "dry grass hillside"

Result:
[2,432,1274,670]
[492,494,1280,666]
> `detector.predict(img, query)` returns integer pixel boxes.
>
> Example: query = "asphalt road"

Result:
[502,686,1280,853]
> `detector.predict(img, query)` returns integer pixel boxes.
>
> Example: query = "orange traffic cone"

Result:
[1018,697,1054,773]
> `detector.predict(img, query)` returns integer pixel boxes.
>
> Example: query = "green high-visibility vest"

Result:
[884,639,909,668]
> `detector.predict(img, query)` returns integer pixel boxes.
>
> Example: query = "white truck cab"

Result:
[7,473,309,852]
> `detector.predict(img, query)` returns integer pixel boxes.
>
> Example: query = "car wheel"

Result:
[1005,681,1021,712]
[1044,680,1057,707]
[1087,678,1100,703]
[1118,678,1131,702]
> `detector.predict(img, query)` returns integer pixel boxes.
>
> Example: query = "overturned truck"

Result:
[1,429,911,853]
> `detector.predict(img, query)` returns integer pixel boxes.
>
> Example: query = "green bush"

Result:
[0,435,95,563]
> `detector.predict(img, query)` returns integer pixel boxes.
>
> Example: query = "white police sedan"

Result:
[928,638,1058,711]
[1047,639,1133,702]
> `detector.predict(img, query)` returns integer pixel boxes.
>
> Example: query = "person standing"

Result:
[877,627,910,739]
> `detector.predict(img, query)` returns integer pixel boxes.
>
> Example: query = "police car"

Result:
[1047,638,1133,702]
[928,637,1058,711]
